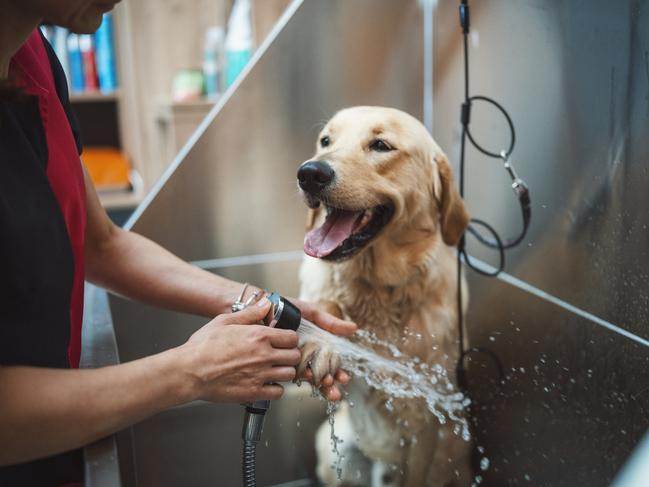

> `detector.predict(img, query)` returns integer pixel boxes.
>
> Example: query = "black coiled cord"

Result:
[242,440,257,487]
[455,0,531,389]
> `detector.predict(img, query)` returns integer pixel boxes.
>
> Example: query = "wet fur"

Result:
[298,107,471,486]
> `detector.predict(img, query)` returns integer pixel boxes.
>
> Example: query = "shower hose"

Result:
[242,439,257,487]
[237,292,302,487]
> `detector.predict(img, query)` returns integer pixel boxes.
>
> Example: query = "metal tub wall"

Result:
[93,0,649,486]
[127,0,423,261]
[431,0,649,485]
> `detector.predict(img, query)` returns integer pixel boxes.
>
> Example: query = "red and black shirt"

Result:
[1,30,87,485]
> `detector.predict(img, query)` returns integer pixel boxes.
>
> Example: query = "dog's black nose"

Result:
[297,160,334,193]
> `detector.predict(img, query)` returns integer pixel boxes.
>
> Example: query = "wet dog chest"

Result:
[337,285,445,358]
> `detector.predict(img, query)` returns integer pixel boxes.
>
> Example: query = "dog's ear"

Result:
[433,155,469,246]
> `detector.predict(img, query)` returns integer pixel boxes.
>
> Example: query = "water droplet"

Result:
[480,457,490,471]
[295,318,471,445]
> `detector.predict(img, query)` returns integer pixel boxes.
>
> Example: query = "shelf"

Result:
[98,188,143,210]
[97,169,144,210]
[70,90,121,103]
[156,97,217,120]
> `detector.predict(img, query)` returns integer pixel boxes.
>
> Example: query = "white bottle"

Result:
[203,26,225,99]
[53,27,70,87]
[224,0,254,88]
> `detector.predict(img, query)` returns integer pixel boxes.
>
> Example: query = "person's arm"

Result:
[82,169,355,399]
[83,169,242,317]
[0,303,300,466]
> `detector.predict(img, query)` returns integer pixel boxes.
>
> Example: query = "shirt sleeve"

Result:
[39,29,84,155]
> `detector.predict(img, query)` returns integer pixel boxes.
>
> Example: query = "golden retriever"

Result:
[296,106,471,486]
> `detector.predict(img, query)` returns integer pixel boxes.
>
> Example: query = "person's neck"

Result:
[0,4,42,78]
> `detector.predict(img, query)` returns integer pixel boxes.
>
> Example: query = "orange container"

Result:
[83,147,130,190]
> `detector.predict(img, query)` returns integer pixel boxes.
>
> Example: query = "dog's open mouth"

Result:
[304,203,394,261]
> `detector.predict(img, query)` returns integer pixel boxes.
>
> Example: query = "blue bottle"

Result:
[95,13,118,92]
[67,34,85,93]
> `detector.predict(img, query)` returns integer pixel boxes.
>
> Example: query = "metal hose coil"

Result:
[242,440,257,487]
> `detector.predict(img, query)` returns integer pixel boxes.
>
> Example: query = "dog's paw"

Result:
[297,341,342,386]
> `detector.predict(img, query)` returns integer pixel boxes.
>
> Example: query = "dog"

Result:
[296,106,471,486]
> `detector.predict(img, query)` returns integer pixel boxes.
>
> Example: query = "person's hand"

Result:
[178,299,301,403]
[289,298,357,402]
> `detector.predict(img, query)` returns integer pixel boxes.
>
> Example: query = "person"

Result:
[0,0,356,484]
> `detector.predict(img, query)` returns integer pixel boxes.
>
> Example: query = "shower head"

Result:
[263,292,301,331]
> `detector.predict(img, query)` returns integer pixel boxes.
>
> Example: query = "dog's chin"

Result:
[303,199,395,262]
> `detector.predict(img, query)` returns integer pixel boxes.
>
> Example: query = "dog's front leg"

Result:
[402,429,438,487]
[296,299,345,386]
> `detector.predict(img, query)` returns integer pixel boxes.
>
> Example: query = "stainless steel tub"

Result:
[81,0,649,485]
[83,259,331,487]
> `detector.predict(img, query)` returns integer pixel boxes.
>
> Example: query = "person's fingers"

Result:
[301,368,313,380]
[335,370,351,384]
[267,328,299,349]
[219,298,271,325]
[258,383,285,400]
[261,366,297,383]
[321,384,342,402]
[291,299,357,336]
[320,374,334,387]
[268,348,302,366]
[309,309,357,336]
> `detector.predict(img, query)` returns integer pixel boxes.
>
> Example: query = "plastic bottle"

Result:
[67,34,85,93]
[224,0,253,88]
[203,26,225,99]
[95,13,118,93]
[53,27,70,86]
[79,34,99,91]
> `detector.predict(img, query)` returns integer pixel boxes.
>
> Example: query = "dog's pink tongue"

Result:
[304,210,363,258]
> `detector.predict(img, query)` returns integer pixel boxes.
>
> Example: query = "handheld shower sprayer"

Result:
[235,290,302,487]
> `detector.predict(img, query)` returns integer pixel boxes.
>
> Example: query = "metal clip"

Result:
[500,150,528,198]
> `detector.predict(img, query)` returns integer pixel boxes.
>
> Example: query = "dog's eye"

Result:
[320,136,330,148]
[369,139,394,152]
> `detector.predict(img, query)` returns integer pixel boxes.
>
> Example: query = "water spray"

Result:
[233,288,302,487]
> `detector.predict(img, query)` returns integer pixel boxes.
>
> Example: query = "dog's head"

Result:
[297,106,468,262]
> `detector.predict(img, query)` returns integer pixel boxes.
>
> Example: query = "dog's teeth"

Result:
[360,210,372,227]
